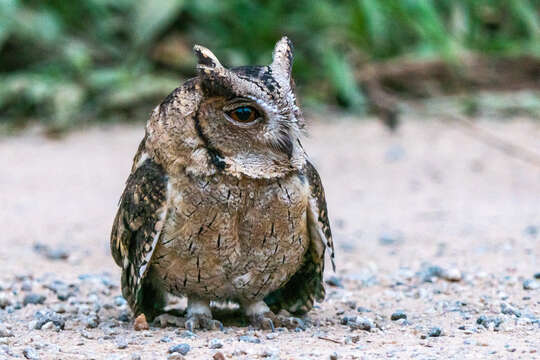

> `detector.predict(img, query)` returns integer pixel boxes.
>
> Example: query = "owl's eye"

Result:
[226,106,259,123]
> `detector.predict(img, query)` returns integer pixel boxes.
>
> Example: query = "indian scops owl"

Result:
[110,37,335,330]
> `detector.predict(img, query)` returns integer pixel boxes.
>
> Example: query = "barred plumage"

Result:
[110,37,334,330]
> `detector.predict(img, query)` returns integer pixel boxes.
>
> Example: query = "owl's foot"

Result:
[274,310,306,330]
[245,301,306,331]
[185,298,223,331]
[153,313,186,328]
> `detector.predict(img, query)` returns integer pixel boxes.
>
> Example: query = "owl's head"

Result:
[149,37,306,179]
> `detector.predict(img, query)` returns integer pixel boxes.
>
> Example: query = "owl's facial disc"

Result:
[192,37,299,163]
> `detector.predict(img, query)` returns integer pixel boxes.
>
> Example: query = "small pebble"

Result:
[86,314,100,328]
[443,268,462,282]
[160,336,172,343]
[0,294,12,309]
[344,300,357,309]
[116,338,128,349]
[325,276,344,288]
[168,343,190,355]
[133,314,148,331]
[476,315,503,329]
[114,296,127,307]
[23,347,40,360]
[330,352,339,360]
[239,335,261,344]
[378,230,403,246]
[533,272,540,279]
[500,303,521,317]
[209,338,224,349]
[23,294,46,306]
[523,279,539,290]
[390,311,407,321]
[261,347,279,357]
[213,352,226,360]
[118,310,130,322]
[131,354,142,360]
[46,248,70,260]
[167,354,185,360]
[33,243,69,260]
[21,280,33,292]
[0,324,14,338]
[178,330,197,338]
[349,317,373,331]
[428,327,442,337]
[524,225,538,238]
[33,310,65,330]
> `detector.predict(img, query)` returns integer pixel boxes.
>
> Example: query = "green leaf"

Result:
[0,0,18,47]
[12,7,63,44]
[132,0,185,48]
[322,48,365,110]
[103,73,180,109]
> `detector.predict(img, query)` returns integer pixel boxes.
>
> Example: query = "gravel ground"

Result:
[0,115,539,359]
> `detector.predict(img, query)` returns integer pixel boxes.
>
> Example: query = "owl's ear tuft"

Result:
[271,36,294,78]
[193,44,235,97]
[193,44,224,73]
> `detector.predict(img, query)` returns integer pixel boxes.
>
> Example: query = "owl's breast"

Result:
[151,172,309,302]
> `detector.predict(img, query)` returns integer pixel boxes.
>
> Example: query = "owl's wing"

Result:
[110,146,168,315]
[264,160,335,315]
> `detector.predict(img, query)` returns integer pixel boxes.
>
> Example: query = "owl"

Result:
[110,37,335,331]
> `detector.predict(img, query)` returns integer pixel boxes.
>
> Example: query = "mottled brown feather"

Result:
[110,142,168,314]
[264,160,334,315]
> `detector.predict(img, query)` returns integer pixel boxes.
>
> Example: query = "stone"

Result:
[523,279,539,290]
[23,347,40,360]
[34,310,65,330]
[167,354,185,360]
[428,327,442,337]
[443,268,462,282]
[209,338,224,349]
[213,352,226,360]
[390,311,407,321]
[0,294,12,309]
[0,325,14,338]
[116,337,128,349]
[168,344,190,355]
[325,276,344,288]
[23,294,46,306]
[239,335,261,344]
[86,313,100,328]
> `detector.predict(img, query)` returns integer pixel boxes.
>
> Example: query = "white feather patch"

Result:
[135,152,149,169]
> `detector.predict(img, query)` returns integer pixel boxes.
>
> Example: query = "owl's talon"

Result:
[249,313,275,332]
[248,312,305,331]
[184,298,221,331]
[264,313,306,331]
[200,317,224,331]
[153,313,186,328]
[185,318,197,332]
[185,313,222,331]
[281,316,305,330]
[185,315,222,331]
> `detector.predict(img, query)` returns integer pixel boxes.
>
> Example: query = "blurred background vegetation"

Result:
[2,0,540,133]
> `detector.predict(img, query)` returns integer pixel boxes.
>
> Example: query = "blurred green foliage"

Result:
[1,0,540,131]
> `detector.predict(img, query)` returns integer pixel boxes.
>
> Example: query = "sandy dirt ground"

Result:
[0,115,539,359]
